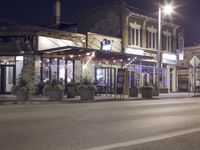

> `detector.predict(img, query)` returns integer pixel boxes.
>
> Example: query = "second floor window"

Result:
[128,25,141,47]
[146,30,157,50]
[162,31,172,52]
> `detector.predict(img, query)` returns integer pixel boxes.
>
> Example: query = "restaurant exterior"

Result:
[0,1,184,95]
[77,0,184,93]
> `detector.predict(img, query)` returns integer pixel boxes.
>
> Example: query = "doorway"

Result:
[0,65,15,94]
[95,67,116,94]
[141,73,150,86]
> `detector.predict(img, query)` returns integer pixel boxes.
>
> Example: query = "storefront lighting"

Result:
[62,57,65,59]
[78,55,81,57]
[125,47,144,55]
[99,63,102,65]
[70,55,74,58]
[106,61,109,64]
[120,59,123,62]
[16,56,23,61]
[128,58,131,61]
[86,53,90,56]
[83,52,95,69]
[113,60,116,63]
[91,52,95,57]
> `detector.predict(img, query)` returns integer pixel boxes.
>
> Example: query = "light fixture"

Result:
[163,4,174,15]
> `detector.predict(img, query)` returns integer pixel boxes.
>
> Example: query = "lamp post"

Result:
[157,3,174,95]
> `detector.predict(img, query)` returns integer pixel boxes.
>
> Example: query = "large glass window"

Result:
[42,58,50,82]
[41,58,74,83]
[16,56,23,83]
[67,61,73,82]
[59,59,65,84]
[51,58,58,81]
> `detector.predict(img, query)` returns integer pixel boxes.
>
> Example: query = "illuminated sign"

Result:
[178,52,184,60]
[101,39,112,51]
[125,47,144,55]
[162,53,177,64]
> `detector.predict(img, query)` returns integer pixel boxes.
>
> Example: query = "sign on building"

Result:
[189,56,200,67]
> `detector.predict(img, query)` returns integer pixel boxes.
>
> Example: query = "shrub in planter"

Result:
[66,81,76,98]
[153,84,159,96]
[129,86,138,97]
[34,81,45,96]
[43,80,64,101]
[76,77,97,101]
[140,86,154,99]
[11,78,30,100]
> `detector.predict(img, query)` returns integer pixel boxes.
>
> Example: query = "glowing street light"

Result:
[163,4,174,15]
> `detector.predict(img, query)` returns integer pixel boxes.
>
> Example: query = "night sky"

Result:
[0,0,199,47]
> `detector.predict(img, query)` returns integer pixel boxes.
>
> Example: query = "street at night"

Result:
[1,0,200,149]
[1,98,200,150]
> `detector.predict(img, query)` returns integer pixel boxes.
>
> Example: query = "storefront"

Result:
[0,26,179,95]
[0,56,23,94]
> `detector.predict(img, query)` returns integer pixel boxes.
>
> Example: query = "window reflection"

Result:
[67,61,73,82]
[42,58,50,82]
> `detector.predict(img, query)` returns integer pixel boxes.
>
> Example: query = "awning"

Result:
[38,46,154,61]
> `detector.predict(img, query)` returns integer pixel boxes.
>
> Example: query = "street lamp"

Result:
[157,3,174,95]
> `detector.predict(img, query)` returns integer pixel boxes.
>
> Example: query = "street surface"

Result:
[1,98,200,150]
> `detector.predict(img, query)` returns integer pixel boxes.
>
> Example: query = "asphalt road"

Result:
[1,98,200,150]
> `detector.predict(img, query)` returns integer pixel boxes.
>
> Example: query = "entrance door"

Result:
[95,67,116,94]
[0,65,15,94]
[141,73,150,86]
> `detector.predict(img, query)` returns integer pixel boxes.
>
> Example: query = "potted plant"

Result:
[153,83,159,96]
[129,86,138,97]
[43,80,65,101]
[140,85,154,99]
[76,77,97,101]
[66,81,76,98]
[34,81,45,96]
[11,78,30,100]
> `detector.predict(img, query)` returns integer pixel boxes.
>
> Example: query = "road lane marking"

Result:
[86,127,200,150]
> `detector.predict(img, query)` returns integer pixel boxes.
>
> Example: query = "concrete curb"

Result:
[0,95,194,105]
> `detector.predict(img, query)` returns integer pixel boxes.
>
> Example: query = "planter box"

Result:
[129,87,138,97]
[160,88,168,93]
[67,86,75,98]
[140,87,154,99]
[48,89,63,101]
[79,88,95,101]
[153,88,159,96]
[16,91,29,100]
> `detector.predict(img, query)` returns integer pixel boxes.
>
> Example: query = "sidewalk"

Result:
[0,92,195,105]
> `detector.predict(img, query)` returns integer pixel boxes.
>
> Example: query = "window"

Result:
[42,58,50,82]
[128,23,141,47]
[163,30,172,51]
[146,27,157,49]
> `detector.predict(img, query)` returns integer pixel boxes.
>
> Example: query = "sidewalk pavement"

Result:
[0,92,197,105]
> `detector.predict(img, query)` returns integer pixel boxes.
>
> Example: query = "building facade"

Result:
[177,45,200,92]
[0,1,184,95]
[77,1,184,92]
